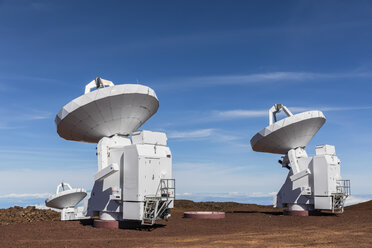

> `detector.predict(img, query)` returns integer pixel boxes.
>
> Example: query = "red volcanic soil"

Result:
[0,200,371,247]
[0,206,59,224]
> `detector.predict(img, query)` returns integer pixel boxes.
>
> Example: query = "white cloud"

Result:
[248,192,277,198]
[168,128,215,139]
[345,195,372,206]
[0,169,94,195]
[211,106,372,120]
[167,128,248,149]
[0,108,52,129]
[291,106,372,112]
[168,128,241,141]
[0,193,50,198]
[191,72,321,85]
[0,74,61,84]
[173,162,284,194]
[0,146,92,157]
[21,113,51,120]
[160,71,372,89]
[175,191,277,205]
[176,192,192,196]
[214,110,267,119]
[0,124,20,130]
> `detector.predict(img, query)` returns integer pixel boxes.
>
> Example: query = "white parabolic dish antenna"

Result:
[250,104,350,214]
[45,183,87,210]
[250,107,326,155]
[55,78,159,143]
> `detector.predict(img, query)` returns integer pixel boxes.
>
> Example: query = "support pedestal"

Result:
[284,204,311,216]
[283,210,309,216]
[93,220,119,229]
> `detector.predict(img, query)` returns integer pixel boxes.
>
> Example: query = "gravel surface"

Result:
[0,200,371,247]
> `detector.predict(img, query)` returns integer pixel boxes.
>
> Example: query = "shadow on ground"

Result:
[79,218,166,231]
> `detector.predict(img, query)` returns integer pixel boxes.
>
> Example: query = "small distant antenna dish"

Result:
[45,182,87,209]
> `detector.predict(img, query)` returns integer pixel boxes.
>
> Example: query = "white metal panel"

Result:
[314,196,332,210]
[123,202,144,220]
[87,147,123,214]
[138,157,161,199]
[313,154,342,197]
[123,144,172,202]
[132,130,167,146]
[123,145,140,201]
[316,145,336,156]
[325,155,341,194]
[94,163,119,181]
[102,148,122,192]
[313,156,330,196]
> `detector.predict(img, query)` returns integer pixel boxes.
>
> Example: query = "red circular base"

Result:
[93,220,119,229]
[183,211,225,219]
[283,210,309,216]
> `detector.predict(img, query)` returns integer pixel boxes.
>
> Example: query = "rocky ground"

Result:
[0,200,371,247]
[0,206,59,224]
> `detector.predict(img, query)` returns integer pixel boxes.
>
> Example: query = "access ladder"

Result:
[142,179,175,226]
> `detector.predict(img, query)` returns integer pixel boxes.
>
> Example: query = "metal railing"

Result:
[332,179,351,213]
[336,179,351,196]
[142,179,175,226]
[159,179,175,200]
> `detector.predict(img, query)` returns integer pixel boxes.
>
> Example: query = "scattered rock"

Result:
[0,206,59,225]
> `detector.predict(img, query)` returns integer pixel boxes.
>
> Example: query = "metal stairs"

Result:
[332,180,351,213]
[142,179,175,226]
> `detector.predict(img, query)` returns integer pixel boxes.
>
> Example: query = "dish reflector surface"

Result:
[55,84,159,143]
[45,189,87,209]
[250,111,326,155]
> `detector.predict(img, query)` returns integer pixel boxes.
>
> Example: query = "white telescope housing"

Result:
[251,104,350,215]
[48,78,175,226]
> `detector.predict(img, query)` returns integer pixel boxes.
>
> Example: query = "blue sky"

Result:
[0,0,372,207]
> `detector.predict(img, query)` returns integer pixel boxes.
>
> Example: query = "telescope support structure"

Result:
[87,130,174,227]
[252,104,350,215]
[51,79,174,227]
